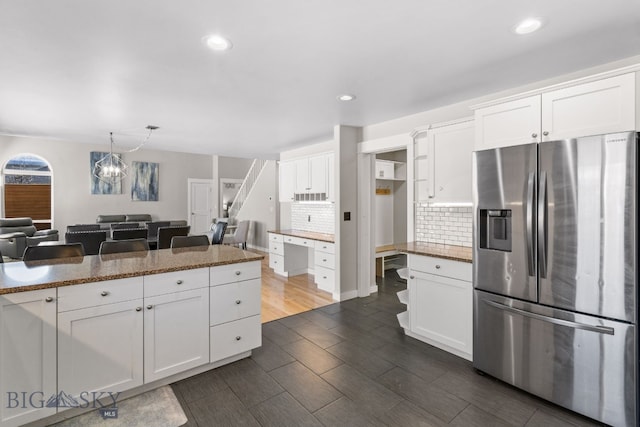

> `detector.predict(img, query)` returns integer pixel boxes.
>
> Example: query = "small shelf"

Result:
[396,289,408,305]
[397,311,409,329]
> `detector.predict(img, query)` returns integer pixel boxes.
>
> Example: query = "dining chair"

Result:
[111,228,148,241]
[65,230,108,255]
[99,238,150,255]
[67,224,101,232]
[145,221,171,240]
[210,221,227,245]
[223,220,250,249]
[157,226,191,250]
[23,243,85,261]
[170,235,210,248]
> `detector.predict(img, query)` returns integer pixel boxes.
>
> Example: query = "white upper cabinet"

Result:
[415,118,474,204]
[295,158,311,192]
[278,160,296,202]
[309,154,328,193]
[475,72,636,150]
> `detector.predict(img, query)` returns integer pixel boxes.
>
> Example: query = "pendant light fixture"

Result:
[93,125,158,184]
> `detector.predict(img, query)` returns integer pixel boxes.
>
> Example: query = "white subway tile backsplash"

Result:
[291,203,335,234]
[415,204,472,248]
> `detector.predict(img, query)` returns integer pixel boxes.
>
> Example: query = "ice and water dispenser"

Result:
[479,209,512,251]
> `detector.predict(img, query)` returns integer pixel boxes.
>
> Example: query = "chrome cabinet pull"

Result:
[146,305,153,310]
[235,300,241,305]
[235,336,242,341]
[435,265,441,269]
[409,275,415,280]
[235,271,241,276]
[136,307,142,312]
[542,131,549,136]
[101,291,109,297]
[45,296,54,303]
[176,280,183,285]
[531,132,538,138]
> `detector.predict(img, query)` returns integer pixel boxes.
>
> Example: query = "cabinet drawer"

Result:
[210,261,261,286]
[315,266,335,293]
[58,277,143,312]
[210,279,261,325]
[409,255,472,282]
[314,251,335,269]
[269,254,284,271]
[269,233,283,243]
[283,235,313,247]
[210,315,261,362]
[144,268,209,297]
[315,241,335,254]
[269,241,284,256]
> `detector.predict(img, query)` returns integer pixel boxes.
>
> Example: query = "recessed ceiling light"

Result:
[513,18,543,35]
[204,34,232,51]
[337,94,356,102]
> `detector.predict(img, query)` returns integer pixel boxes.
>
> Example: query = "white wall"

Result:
[0,135,213,235]
[235,160,277,251]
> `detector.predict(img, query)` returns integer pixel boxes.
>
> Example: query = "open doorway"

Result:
[374,150,407,281]
[219,178,243,218]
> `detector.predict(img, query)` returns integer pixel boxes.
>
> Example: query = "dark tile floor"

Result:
[171,272,604,427]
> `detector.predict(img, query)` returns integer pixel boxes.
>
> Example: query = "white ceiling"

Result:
[1,1,639,158]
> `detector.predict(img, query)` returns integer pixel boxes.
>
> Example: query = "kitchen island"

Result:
[394,241,473,361]
[0,246,263,427]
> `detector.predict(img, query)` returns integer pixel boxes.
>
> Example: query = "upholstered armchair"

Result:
[0,218,59,259]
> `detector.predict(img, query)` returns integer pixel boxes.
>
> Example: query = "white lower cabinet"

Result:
[0,289,57,427]
[144,287,209,383]
[405,254,473,361]
[210,315,261,362]
[58,299,144,405]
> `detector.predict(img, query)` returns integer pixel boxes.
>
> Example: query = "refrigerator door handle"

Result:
[482,299,615,335]
[526,172,535,276]
[538,171,547,278]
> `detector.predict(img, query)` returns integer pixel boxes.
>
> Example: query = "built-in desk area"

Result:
[267,230,335,296]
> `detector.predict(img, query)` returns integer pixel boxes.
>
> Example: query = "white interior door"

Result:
[188,179,214,233]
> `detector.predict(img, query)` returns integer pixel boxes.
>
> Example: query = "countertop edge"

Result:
[394,242,473,264]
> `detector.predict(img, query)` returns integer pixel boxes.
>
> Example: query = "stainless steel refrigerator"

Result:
[472,131,637,427]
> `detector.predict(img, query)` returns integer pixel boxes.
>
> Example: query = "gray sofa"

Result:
[0,218,59,259]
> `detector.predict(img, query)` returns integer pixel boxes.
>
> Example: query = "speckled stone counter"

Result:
[268,229,334,243]
[0,245,264,295]
[395,242,472,263]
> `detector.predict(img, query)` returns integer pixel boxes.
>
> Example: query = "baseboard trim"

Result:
[336,289,358,302]
[369,285,378,294]
[247,244,268,253]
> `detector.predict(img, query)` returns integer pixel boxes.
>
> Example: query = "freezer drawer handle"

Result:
[483,300,615,335]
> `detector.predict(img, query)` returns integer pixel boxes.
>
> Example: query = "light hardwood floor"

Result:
[257,250,334,323]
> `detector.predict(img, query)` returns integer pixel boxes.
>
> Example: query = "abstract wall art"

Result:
[131,161,159,201]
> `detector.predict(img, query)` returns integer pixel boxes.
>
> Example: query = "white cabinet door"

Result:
[58,299,144,403]
[278,160,296,202]
[541,73,636,141]
[0,289,56,427]
[309,154,328,194]
[425,119,474,204]
[409,270,472,360]
[326,153,335,202]
[475,95,541,150]
[294,158,310,193]
[144,287,209,383]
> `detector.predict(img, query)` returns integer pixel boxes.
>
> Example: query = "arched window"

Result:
[2,154,53,230]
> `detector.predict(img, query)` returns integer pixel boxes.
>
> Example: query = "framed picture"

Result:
[130,161,159,201]
[90,151,122,194]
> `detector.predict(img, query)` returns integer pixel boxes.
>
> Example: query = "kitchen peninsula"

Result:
[0,245,263,427]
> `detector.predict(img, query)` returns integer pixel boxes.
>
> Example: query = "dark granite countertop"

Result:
[268,229,335,243]
[0,245,264,295]
[395,242,472,263]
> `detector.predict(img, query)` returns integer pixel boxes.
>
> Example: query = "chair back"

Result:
[157,226,191,249]
[112,228,148,241]
[67,224,101,232]
[23,243,85,261]
[99,239,149,255]
[145,221,171,239]
[210,221,227,245]
[233,220,250,245]
[65,230,108,255]
[110,222,141,230]
[170,235,210,248]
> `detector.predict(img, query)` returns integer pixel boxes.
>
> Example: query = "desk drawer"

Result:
[314,251,335,269]
[315,266,335,293]
[269,254,284,271]
[58,277,143,312]
[315,241,335,254]
[409,254,472,282]
[269,233,283,243]
[210,315,261,362]
[144,268,209,297]
[210,261,261,286]
[210,279,261,325]
[283,235,314,247]
[269,241,284,256]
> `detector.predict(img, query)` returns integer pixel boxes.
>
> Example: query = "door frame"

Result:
[357,134,413,297]
[187,178,214,231]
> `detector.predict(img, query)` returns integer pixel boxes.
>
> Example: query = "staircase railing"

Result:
[227,159,268,221]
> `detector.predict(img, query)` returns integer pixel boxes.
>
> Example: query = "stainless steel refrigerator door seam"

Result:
[537,171,547,278]
[482,299,615,335]
[526,172,535,277]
